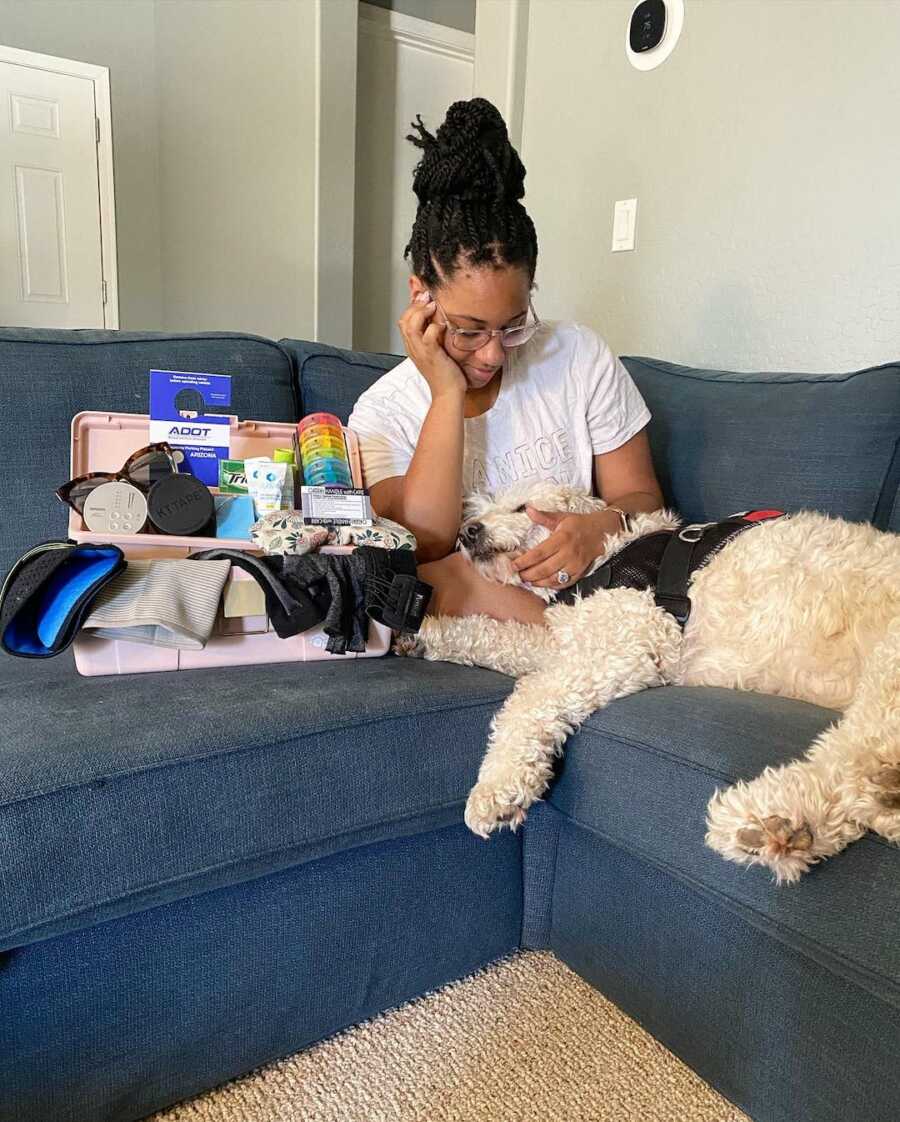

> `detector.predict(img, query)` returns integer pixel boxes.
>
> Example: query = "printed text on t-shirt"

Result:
[469,427,574,492]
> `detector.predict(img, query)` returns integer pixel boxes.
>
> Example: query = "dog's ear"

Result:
[462,493,490,521]
[557,486,603,514]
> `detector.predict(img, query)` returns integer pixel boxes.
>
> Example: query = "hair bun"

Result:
[407,98,526,205]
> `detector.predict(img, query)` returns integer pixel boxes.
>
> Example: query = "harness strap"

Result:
[555,531,673,606]
[653,528,703,625]
[654,510,785,626]
[554,509,785,624]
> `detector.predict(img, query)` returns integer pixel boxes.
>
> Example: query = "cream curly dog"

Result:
[396,481,900,884]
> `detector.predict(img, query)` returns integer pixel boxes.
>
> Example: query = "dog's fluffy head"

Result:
[458,482,605,589]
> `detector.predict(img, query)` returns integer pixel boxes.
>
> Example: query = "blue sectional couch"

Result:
[1,327,898,1122]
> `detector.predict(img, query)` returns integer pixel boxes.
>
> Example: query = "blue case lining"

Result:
[6,547,121,655]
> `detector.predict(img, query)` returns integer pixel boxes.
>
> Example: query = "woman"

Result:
[349,98,663,623]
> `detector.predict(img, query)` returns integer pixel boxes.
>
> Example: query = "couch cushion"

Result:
[0,330,298,579]
[280,338,403,423]
[0,652,513,952]
[623,358,900,529]
[546,686,900,1008]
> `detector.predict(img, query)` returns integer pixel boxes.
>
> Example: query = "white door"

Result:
[354,4,474,354]
[0,55,107,328]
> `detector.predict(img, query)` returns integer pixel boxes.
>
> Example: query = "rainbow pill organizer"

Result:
[65,411,389,675]
[298,412,352,488]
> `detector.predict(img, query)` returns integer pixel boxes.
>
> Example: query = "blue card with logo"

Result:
[149,370,232,485]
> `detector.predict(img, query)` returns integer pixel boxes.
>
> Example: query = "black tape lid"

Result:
[148,474,215,535]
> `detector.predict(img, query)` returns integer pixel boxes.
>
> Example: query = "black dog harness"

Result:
[556,510,784,627]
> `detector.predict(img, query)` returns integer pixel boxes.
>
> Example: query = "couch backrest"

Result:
[284,338,899,532]
[0,329,297,577]
[623,358,900,530]
[4,330,892,582]
[280,338,402,425]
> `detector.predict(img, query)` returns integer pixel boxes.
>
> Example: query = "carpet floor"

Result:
[150,949,749,1122]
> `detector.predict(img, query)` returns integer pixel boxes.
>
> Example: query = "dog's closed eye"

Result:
[515,504,527,513]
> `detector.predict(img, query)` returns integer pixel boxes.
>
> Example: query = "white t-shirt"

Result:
[348,321,651,496]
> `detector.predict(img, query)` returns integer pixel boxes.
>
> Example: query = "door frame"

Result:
[314,1,529,349]
[355,1,475,353]
[314,0,357,348]
[0,44,119,328]
[359,2,476,61]
[474,0,528,152]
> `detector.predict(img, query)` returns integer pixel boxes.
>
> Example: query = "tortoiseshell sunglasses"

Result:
[56,443,185,514]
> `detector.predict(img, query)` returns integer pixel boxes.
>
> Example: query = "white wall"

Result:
[1,0,352,342]
[6,0,897,362]
[520,0,900,372]
[0,0,164,330]
[154,0,318,341]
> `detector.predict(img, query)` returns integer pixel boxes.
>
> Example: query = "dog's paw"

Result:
[870,765,900,810]
[706,790,818,885]
[464,782,528,839]
[735,816,814,859]
[392,632,425,658]
[855,765,900,843]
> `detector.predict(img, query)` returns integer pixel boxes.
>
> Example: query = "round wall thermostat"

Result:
[626,0,684,71]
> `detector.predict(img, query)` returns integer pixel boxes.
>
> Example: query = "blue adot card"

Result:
[149,370,232,485]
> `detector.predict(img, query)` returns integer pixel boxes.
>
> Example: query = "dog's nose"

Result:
[461,522,483,543]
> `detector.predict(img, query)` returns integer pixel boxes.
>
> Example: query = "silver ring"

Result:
[557,569,571,585]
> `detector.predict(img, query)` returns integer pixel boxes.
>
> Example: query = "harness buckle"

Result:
[678,522,713,544]
[654,592,692,625]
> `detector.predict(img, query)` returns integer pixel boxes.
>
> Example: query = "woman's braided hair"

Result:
[404,98,538,289]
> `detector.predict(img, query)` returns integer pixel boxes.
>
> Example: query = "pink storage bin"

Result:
[66,411,390,675]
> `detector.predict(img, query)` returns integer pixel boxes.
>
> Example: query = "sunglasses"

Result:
[56,443,185,515]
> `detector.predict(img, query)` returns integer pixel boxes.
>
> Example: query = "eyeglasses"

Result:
[434,299,540,352]
[56,443,185,514]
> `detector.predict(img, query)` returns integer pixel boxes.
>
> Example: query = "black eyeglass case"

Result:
[0,541,126,658]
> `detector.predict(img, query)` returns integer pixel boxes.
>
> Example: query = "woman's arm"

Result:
[590,426,665,531]
[369,388,465,562]
[368,294,468,562]
[515,427,664,588]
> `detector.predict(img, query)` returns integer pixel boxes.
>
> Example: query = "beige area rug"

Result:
[151,950,749,1122]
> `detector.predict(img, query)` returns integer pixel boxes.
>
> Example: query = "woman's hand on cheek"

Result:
[397,294,467,401]
[513,508,611,589]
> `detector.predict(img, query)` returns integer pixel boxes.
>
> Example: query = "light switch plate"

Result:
[612,198,637,252]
